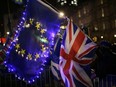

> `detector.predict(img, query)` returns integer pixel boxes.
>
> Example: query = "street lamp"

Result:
[59,12,65,18]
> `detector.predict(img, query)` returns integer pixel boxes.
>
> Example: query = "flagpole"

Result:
[42,0,60,13]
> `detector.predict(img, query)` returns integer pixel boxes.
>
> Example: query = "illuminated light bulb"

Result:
[23,12,26,15]
[25,24,30,28]
[101,36,103,39]
[15,49,18,52]
[28,81,31,84]
[8,68,11,71]
[114,34,116,37]
[59,12,65,18]
[5,65,7,67]
[11,69,14,72]
[19,23,22,26]
[6,32,10,35]
[20,21,23,24]
[15,30,18,33]
[34,59,37,61]
[40,68,43,71]
[8,47,11,50]
[21,54,24,57]
[22,17,25,20]
[4,61,7,64]
[51,33,55,37]
[6,51,10,54]
[36,76,39,78]
[16,38,18,41]
[60,25,66,29]
[10,42,12,44]
[18,51,20,54]
[32,79,35,82]
[13,43,15,46]
[23,78,25,81]
[44,61,47,63]
[18,77,21,80]
[15,75,17,77]
[26,57,28,60]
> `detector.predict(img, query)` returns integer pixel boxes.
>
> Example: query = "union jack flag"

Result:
[59,19,97,87]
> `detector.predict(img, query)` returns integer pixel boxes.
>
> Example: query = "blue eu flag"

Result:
[4,0,64,83]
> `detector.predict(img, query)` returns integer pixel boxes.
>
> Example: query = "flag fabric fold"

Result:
[59,19,97,87]
[51,37,62,81]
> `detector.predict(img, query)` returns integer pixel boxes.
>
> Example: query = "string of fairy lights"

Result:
[14,18,49,61]
[3,1,56,84]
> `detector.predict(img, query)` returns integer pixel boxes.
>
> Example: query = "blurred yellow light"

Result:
[60,25,66,29]
[7,32,10,35]
[92,36,97,42]
[59,12,65,18]
[114,34,116,37]
[101,36,103,39]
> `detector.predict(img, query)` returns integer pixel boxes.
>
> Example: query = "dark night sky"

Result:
[0,0,26,36]
[0,0,85,18]
[0,0,84,36]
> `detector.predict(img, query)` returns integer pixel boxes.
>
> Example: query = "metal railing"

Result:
[0,66,62,87]
[93,75,116,87]
[0,65,116,87]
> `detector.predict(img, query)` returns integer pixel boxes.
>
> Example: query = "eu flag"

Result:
[4,0,64,83]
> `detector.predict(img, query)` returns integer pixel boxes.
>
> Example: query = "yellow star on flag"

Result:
[35,53,40,59]
[41,47,46,52]
[40,29,46,34]
[29,18,34,24]
[35,22,41,29]
[21,49,25,55]
[15,44,20,49]
[27,53,32,60]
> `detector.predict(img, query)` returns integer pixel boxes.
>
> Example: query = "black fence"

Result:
[0,65,116,87]
[93,75,116,87]
[0,65,62,87]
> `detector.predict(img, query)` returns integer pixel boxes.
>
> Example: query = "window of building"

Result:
[102,8,104,17]
[83,7,86,14]
[101,0,103,4]
[78,11,81,18]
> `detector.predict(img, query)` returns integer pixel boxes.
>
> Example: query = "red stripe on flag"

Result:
[70,31,85,57]
[69,20,72,43]
[63,59,73,87]
[78,45,97,59]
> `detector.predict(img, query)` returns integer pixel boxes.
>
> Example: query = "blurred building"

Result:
[71,0,116,44]
[3,14,18,37]
[2,0,116,44]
